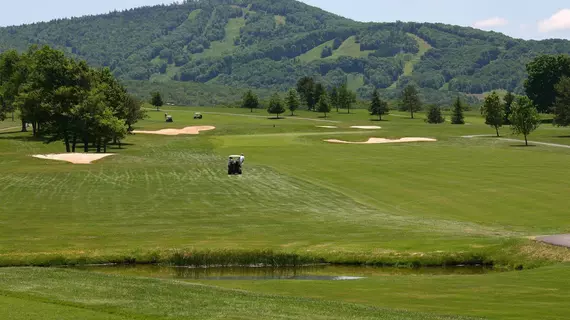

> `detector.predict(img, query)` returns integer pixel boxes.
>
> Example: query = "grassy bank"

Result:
[1,239,569,270]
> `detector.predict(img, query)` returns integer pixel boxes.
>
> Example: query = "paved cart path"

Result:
[536,235,570,247]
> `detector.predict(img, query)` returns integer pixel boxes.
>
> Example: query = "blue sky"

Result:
[1,0,569,40]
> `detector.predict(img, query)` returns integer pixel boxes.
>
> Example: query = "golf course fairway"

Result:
[1,107,569,319]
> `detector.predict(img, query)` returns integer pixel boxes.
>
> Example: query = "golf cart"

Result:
[228,155,242,175]
[165,114,173,122]
[194,112,203,119]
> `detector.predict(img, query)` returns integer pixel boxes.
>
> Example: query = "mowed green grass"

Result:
[2,106,570,319]
[0,268,479,320]
[202,263,570,320]
[1,107,570,258]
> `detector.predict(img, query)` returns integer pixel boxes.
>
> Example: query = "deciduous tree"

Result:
[316,92,331,118]
[510,96,541,146]
[268,93,285,119]
[241,89,259,112]
[524,54,570,113]
[481,91,505,137]
[400,85,422,119]
[150,91,163,111]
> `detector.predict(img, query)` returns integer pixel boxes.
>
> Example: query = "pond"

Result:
[72,264,498,281]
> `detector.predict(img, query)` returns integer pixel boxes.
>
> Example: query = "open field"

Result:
[1,106,570,319]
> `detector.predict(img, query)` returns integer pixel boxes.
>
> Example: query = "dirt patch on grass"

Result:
[325,137,437,144]
[133,126,216,136]
[350,126,382,129]
[32,153,115,164]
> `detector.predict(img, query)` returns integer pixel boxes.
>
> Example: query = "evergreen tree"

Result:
[481,91,505,137]
[503,91,515,124]
[150,91,163,111]
[451,97,465,124]
[368,89,389,120]
[286,89,300,116]
[510,96,541,146]
[553,76,570,127]
[296,77,315,111]
[426,105,445,124]
[316,92,331,118]
[268,93,285,118]
[330,87,339,112]
[400,85,422,119]
[241,90,259,112]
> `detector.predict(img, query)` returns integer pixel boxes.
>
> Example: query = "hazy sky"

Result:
[1,0,569,40]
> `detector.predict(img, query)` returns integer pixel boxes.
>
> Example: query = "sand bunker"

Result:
[133,126,215,136]
[32,153,115,164]
[350,126,382,129]
[317,126,339,129]
[325,137,437,144]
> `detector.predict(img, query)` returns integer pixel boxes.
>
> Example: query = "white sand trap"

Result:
[317,126,338,129]
[350,126,382,129]
[133,126,215,136]
[32,153,115,164]
[325,137,437,144]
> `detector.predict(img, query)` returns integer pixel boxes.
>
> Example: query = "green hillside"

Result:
[1,0,570,104]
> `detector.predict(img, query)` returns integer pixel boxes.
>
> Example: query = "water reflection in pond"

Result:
[73,264,497,281]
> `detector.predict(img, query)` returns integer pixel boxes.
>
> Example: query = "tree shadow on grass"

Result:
[0,134,44,142]
[510,144,537,148]
[556,135,570,138]
[267,117,286,120]
[540,118,554,124]
[0,130,28,136]
[370,119,390,122]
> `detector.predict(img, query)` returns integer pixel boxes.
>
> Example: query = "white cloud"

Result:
[539,9,570,33]
[473,17,508,29]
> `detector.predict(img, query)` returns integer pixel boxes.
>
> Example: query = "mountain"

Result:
[2,0,570,106]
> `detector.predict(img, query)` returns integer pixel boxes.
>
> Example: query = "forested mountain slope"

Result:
[2,0,570,104]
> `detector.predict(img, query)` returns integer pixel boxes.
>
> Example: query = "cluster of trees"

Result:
[3,0,569,99]
[481,92,540,145]
[0,46,146,152]
[240,76,358,118]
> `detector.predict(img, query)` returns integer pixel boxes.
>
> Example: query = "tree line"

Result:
[0,45,146,152]
[241,76,362,118]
